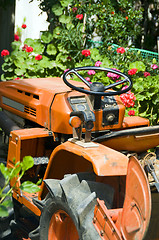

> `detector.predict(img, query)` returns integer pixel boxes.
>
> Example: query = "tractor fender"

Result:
[43,140,128,179]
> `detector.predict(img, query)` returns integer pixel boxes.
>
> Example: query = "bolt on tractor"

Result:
[0,66,159,240]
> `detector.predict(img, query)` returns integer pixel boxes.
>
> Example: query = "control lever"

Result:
[70,111,95,142]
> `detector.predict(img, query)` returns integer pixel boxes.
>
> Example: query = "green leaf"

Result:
[38,56,51,68]
[53,27,61,39]
[56,61,66,70]
[2,63,13,73]
[0,163,10,180]
[59,15,71,24]
[9,165,21,179]
[129,61,146,72]
[52,4,63,16]
[21,156,34,172]
[0,205,9,217]
[1,74,6,81]
[66,23,74,30]
[57,44,69,53]
[20,181,40,193]
[24,38,35,46]
[48,60,57,68]
[30,40,45,54]
[90,48,100,60]
[102,57,113,67]
[11,41,21,50]
[14,57,25,68]
[60,0,73,7]
[1,199,13,208]
[56,53,68,62]
[15,68,26,76]
[41,31,53,44]
[46,44,57,55]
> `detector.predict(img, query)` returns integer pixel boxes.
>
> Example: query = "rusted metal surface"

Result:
[93,156,151,240]
[93,199,122,240]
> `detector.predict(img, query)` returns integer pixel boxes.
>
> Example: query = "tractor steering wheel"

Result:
[63,66,132,96]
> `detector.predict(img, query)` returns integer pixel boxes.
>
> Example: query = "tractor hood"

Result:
[0,77,85,129]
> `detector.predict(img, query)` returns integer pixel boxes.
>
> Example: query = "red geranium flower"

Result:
[22,24,27,29]
[35,54,42,60]
[116,47,125,54]
[128,68,137,75]
[14,34,20,41]
[76,14,83,20]
[120,91,136,108]
[25,46,33,53]
[14,77,20,80]
[128,110,135,116]
[144,72,150,77]
[1,49,9,57]
[82,49,91,57]
[125,16,128,20]
[111,11,115,14]
[22,44,28,51]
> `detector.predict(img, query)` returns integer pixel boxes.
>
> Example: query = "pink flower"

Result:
[120,91,136,108]
[82,49,91,57]
[85,77,91,82]
[72,7,77,12]
[25,46,33,53]
[107,68,120,80]
[116,47,125,54]
[64,69,70,73]
[144,72,150,77]
[1,49,9,57]
[151,64,158,69]
[14,34,20,41]
[128,110,135,116]
[87,70,96,75]
[22,24,27,29]
[76,14,83,20]
[122,85,129,90]
[95,61,102,67]
[35,55,42,60]
[128,68,137,75]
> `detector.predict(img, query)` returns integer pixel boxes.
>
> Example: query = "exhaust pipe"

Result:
[0,111,21,136]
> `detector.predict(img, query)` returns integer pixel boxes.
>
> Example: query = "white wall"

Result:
[15,0,49,42]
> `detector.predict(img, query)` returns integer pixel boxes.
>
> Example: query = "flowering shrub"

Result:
[75,47,159,124]
[0,0,158,124]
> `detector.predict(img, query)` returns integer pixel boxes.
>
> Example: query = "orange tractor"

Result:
[0,66,159,239]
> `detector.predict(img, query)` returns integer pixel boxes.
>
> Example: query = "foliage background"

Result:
[1,0,159,124]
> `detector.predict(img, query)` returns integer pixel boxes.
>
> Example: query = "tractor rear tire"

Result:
[39,173,114,240]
